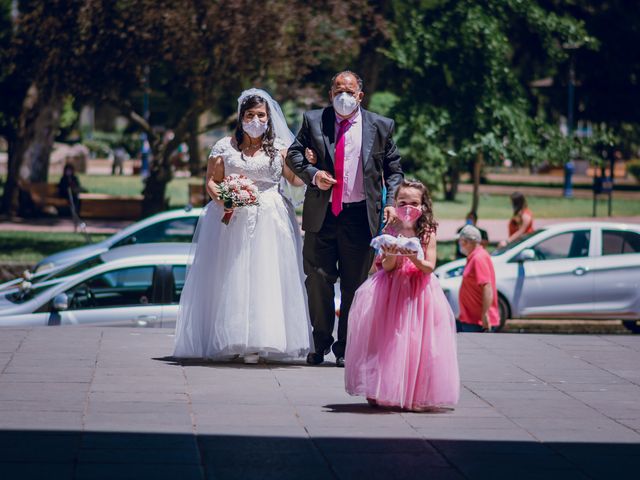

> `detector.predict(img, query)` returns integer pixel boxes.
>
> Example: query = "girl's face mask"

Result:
[396,205,422,225]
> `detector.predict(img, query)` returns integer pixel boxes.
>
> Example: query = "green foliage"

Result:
[385,0,591,194]
[59,96,78,130]
[628,160,640,184]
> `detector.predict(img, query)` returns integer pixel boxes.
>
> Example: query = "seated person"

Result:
[455,211,489,258]
[57,163,85,215]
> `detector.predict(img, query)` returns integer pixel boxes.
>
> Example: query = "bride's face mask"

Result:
[242,117,268,139]
[396,205,423,226]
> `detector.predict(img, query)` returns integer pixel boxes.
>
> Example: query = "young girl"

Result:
[345,179,460,411]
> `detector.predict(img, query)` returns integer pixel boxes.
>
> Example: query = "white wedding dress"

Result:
[173,136,311,360]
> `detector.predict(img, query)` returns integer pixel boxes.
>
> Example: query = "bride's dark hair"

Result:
[235,95,278,163]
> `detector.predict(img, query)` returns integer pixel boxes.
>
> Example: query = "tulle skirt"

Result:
[345,258,460,409]
[173,190,312,360]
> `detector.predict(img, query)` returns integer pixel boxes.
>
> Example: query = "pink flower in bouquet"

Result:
[217,174,260,225]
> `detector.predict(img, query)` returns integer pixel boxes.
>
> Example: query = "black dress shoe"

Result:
[335,356,345,368]
[306,352,324,365]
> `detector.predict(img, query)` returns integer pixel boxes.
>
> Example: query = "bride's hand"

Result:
[305,148,317,165]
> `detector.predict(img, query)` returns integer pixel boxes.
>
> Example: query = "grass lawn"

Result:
[432,192,639,220]
[0,231,108,264]
[46,174,640,218]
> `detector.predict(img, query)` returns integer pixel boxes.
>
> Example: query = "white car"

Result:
[0,207,201,293]
[33,207,201,273]
[0,243,190,328]
[435,222,640,333]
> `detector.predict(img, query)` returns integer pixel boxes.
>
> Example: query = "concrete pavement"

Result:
[0,327,639,479]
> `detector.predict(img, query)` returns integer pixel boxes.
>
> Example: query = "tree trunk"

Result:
[187,114,202,177]
[1,134,19,215]
[442,168,460,201]
[470,151,483,216]
[26,94,64,183]
[0,83,63,215]
[141,139,176,217]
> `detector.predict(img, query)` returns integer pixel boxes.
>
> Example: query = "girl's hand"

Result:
[381,244,399,256]
[396,247,419,261]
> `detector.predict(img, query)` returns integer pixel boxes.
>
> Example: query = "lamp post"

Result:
[140,66,150,177]
[563,44,579,198]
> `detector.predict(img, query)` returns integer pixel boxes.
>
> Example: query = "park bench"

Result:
[19,181,143,220]
[188,183,208,207]
[18,181,69,214]
[78,193,143,220]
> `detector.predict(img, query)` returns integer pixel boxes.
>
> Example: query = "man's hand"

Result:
[383,206,397,224]
[481,313,491,332]
[314,171,337,191]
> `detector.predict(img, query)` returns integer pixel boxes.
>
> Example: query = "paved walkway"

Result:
[0,328,638,479]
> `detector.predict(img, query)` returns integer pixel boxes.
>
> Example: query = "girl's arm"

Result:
[400,236,437,274]
[206,155,226,208]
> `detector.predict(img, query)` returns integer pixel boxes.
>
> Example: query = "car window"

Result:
[602,230,640,255]
[116,218,197,247]
[66,266,155,310]
[492,230,542,256]
[530,230,590,261]
[40,255,104,283]
[172,266,186,303]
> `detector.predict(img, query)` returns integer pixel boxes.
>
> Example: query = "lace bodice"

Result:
[209,137,286,192]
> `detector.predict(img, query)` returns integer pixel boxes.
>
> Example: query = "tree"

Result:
[77,0,373,216]
[0,0,89,215]
[1,0,373,216]
[385,0,591,210]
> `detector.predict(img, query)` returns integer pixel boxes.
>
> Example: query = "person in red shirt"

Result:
[499,191,534,247]
[457,225,500,333]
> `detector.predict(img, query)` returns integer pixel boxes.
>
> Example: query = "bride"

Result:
[173,88,312,363]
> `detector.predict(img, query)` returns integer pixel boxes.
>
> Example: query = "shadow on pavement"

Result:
[0,429,637,479]
[153,356,306,370]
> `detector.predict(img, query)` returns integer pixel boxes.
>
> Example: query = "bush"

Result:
[628,160,640,183]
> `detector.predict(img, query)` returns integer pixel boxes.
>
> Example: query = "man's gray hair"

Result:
[458,225,482,243]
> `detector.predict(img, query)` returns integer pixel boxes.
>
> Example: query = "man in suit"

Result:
[286,70,404,367]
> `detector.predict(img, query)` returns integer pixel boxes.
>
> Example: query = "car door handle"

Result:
[135,315,158,327]
[573,267,589,276]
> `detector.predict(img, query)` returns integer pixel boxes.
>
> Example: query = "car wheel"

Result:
[497,294,510,332]
[622,320,640,334]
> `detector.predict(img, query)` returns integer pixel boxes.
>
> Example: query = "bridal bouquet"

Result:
[217,174,260,225]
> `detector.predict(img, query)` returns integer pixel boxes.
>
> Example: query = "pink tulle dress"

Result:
[345,256,460,410]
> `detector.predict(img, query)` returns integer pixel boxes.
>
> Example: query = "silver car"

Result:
[0,243,190,328]
[33,207,202,273]
[435,222,640,333]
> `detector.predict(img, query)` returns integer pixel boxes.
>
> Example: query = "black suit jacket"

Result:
[286,107,404,236]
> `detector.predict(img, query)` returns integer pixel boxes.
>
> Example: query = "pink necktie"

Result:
[331,119,350,216]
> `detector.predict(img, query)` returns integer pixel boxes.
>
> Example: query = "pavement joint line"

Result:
[456,335,634,479]
[274,367,341,480]
[0,328,30,376]
[77,330,103,480]
[534,335,640,437]
[399,410,472,479]
[181,359,207,480]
